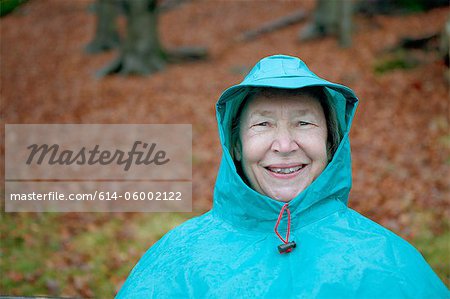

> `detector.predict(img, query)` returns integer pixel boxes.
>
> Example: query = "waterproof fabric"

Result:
[116,55,448,298]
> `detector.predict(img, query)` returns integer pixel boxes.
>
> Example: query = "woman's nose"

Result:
[271,127,299,153]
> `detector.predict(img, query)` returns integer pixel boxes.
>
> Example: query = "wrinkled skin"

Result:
[236,94,328,202]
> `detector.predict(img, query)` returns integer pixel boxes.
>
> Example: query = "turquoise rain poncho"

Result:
[116,55,448,298]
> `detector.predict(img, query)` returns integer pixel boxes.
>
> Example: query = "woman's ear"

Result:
[326,140,332,162]
[233,143,242,161]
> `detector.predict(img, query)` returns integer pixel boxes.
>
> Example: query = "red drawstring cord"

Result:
[274,203,296,254]
[274,203,291,244]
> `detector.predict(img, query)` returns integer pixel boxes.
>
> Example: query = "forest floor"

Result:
[1,0,449,297]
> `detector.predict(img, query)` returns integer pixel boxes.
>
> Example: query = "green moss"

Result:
[411,228,450,287]
[374,56,419,74]
[0,212,197,297]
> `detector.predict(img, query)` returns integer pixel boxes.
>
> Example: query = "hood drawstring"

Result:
[274,203,296,254]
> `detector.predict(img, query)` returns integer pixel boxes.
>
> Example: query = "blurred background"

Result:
[1,0,449,297]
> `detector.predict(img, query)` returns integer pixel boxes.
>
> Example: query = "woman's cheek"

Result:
[242,131,268,155]
[298,129,327,148]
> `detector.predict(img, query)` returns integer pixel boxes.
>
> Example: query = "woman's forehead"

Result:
[242,93,323,118]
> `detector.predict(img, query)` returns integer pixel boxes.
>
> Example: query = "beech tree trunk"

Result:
[98,0,166,76]
[299,0,353,48]
[85,0,120,54]
[339,0,353,47]
[92,0,207,77]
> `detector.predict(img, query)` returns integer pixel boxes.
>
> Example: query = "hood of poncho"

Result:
[212,54,359,232]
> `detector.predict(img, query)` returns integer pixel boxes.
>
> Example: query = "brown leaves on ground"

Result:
[1,0,449,297]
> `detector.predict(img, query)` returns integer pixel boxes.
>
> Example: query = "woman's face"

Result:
[236,93,328,202]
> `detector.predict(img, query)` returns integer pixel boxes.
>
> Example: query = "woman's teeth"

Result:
[267,166,303,174]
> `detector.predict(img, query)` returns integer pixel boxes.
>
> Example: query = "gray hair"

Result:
[230,86,342,163]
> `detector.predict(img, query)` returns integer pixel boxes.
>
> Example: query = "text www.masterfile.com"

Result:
[9,191,184,201]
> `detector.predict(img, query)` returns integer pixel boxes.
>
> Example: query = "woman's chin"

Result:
[269,189,303,202]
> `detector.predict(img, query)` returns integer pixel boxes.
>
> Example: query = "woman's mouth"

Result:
[265,164,307,178]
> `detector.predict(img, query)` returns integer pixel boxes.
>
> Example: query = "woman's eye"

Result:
[298,121,311,126]
[254,121,270,127]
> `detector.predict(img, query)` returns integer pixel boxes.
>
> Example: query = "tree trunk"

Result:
[98,0,166,76]
[339,0,353,48]
[85,0,120,54]
[315,0,339,35]
[299,0,353,48]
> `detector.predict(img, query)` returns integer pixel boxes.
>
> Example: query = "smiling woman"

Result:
[232,88,338,202]
[116,55,449,298]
